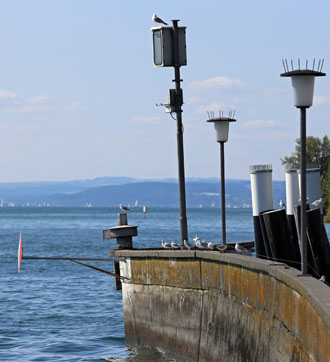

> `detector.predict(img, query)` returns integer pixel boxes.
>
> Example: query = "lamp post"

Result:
[151,20,188,246]
[281,60,325,274]
[207,112,236,244]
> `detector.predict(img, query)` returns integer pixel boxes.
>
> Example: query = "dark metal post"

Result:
[220,141,226,244]
[300,107,307,274]
[172,20,188,246]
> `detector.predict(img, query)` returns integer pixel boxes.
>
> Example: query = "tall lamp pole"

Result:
[281,59,325,274]
[172,20,188,246]
[207,111,236,244]
[151,19,188,246]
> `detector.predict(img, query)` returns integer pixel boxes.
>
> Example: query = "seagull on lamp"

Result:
[152,14,168,26]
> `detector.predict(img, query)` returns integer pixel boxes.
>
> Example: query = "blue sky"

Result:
[0,0,329,182]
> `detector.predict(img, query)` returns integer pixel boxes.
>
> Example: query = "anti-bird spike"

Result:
[282,59,286,72]
[285,59,289,72]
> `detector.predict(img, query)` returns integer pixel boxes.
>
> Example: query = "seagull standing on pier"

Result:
[184,240,193,249]
[320,275,326,283]
[152,13,168,25]
[235,243,251,256]
[171,241,180,249]
[162,240,171,249]
[312,198,322,207]
[216,244,227,253]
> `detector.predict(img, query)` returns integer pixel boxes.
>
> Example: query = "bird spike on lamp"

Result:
[206,110,236,143]
[281,59,326,107]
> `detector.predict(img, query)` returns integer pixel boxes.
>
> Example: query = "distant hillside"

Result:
[0,177,286,208]
[39,180,286,208]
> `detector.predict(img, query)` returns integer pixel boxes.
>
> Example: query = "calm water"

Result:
[1,207,328,361]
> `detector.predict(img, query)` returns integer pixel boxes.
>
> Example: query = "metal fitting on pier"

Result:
[103,213,138,249]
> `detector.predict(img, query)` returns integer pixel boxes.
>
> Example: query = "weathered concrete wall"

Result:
[111,250,330,362]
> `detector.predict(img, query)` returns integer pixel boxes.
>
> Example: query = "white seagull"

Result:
[152,13,168,26]
[235,243,252,256]
[161,240,171,249]
[216,244,227,253]
[207,242,215,250]
[171,241,180,249]
[120,204,131,212]
[312,198,322,207]
[320,275,326,283]
[279,200,286,209]
[194,239,205,249]
[184,239,193,249]
[193,235,201,244]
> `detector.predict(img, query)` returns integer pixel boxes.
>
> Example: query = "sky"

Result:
[0,0,329,182]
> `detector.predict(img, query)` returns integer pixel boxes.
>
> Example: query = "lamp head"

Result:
[207,116,236,143]
[281,64,326,107]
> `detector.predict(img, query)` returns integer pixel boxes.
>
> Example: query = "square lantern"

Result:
[151,27,187,67]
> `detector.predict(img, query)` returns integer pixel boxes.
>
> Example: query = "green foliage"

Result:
[281,136,330,218]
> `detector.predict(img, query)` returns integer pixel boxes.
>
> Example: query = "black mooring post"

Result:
[172,19,188,246]
[300,107,307,274]
[220,141,226,244]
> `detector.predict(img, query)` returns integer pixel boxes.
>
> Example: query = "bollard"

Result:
[259,210,274,260]
[306,208,330,280]
[285,164,300,238]
[103,213,138,249]
[261,209,297,269]
[249,164,274,259]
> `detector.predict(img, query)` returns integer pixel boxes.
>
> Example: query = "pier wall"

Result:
[112,250,330,362]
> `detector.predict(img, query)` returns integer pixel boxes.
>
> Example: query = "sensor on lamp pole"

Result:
[281,59,326,274]
[207,110,236,245]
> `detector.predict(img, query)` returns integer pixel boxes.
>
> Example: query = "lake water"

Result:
[1,207,329,361]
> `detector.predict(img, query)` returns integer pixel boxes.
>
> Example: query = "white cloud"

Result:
[243,119,285,129]
[0,90,17,99]
[195,102,226,114]
[65,101,80,111]
[15,125,38,132]
[186,96,204,104]
[314,96,330,106]
[189,76,250,90]
[5,95,52,113]
[263,88,289,94]
[6,104,52,113]
[29,96,48,104]
[131,115,161,124]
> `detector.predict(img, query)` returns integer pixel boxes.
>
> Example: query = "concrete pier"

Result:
[110,249,330,362]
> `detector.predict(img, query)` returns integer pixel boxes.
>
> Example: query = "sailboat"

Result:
[134,200,139,208]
